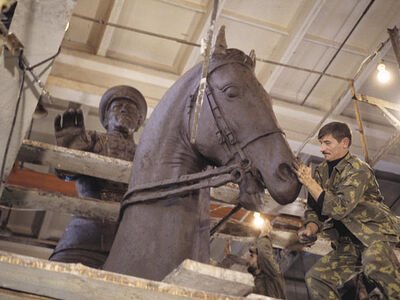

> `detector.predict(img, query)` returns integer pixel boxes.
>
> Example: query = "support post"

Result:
[0,0,76,196]
[351,83,369,163]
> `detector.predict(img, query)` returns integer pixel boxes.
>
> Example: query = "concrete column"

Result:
[0,0,76,195]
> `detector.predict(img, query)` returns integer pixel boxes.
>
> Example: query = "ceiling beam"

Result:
[156,0,205,13]
[96,0,126,56]
[55,48,178,89]
[220,8,287,35]
[261,0,325,91]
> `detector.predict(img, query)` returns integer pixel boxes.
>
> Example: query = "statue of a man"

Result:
[49,85,147,268]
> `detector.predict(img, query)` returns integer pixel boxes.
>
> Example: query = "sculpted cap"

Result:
[99,85,147,129]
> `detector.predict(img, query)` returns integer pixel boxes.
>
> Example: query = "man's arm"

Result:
[320,168,369,219]
[294,160,370,220]
[292,160,323,243]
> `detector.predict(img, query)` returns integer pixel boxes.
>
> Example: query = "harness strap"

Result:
[205,85,247,162]
[205,84,284,164]
[239,129,284,150]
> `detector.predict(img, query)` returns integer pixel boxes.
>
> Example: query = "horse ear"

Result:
[249,49,256,66]
[212,25,227,55]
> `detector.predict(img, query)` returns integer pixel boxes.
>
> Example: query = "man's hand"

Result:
[54,109,92,151]
[292,158,323,201]
[292,158,313,187]
[297,222,318,245]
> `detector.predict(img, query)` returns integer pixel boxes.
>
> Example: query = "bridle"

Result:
[199,61,285,166]
[121,58,284,212]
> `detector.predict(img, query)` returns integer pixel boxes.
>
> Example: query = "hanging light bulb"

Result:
[253,212,264,229]
[377,61,390,83]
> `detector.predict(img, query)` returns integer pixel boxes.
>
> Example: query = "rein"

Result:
[121,60,284,211]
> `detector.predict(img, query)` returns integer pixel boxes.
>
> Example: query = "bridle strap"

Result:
[205,86,245,162]
[239,129,284,150]
[204,82,284,165]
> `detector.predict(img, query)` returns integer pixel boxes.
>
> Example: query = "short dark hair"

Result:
[318,122,352,147]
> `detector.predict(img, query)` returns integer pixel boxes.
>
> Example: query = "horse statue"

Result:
[103,26,301,281]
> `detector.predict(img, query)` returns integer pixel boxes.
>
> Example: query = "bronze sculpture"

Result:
[104,27,301,280]
[49,85,147,268]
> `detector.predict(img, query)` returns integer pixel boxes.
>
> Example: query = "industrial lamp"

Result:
[377,61,390,83]
[253,212,264,229]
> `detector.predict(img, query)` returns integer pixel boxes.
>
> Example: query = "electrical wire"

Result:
[300,0,376,105]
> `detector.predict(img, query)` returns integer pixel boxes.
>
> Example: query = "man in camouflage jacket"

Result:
[247,218,286,299]
[293,121,400,300]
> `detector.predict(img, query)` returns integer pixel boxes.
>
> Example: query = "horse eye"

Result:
[223,86,240,98]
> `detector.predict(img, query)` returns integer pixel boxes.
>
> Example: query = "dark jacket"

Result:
[253,236,286,299]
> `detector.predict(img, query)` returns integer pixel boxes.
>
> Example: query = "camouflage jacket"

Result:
[305,152,400,247]
[253,236,286,299]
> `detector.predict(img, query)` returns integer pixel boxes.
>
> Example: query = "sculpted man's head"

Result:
[318,122,352,162]
[99,85,147,136]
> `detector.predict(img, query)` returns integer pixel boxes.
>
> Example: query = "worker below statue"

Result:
[246,217,286,299]
[49,85,147,268]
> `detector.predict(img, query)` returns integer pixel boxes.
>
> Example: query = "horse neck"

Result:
[130,65,206,187]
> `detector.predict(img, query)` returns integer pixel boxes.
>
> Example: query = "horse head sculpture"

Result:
[104,26,301,280]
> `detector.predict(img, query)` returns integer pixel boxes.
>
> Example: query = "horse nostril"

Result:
[277,163,295,181]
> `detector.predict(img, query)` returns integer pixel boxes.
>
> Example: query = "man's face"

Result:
[319,133,349,162]
[246,252,258,275]
[106,99,140,132]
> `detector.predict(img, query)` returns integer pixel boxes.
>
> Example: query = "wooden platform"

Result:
[163,259,254,296]
[0,251,256,300]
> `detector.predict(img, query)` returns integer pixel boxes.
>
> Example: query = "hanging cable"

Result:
[300,0,375,105]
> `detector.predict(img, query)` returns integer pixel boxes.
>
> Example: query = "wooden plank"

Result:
[7,164,77,196]
[0,251,245,300]
[3,186,400,259]
[163,259,254,296]
[0,288,54,300]
[1,185,120,222]
[18,140,307,217]
[18,140,132,183]
[355,93,400,113]
[246,294,280,300]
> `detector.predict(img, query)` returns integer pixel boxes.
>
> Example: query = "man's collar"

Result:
[333,152,351,173]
